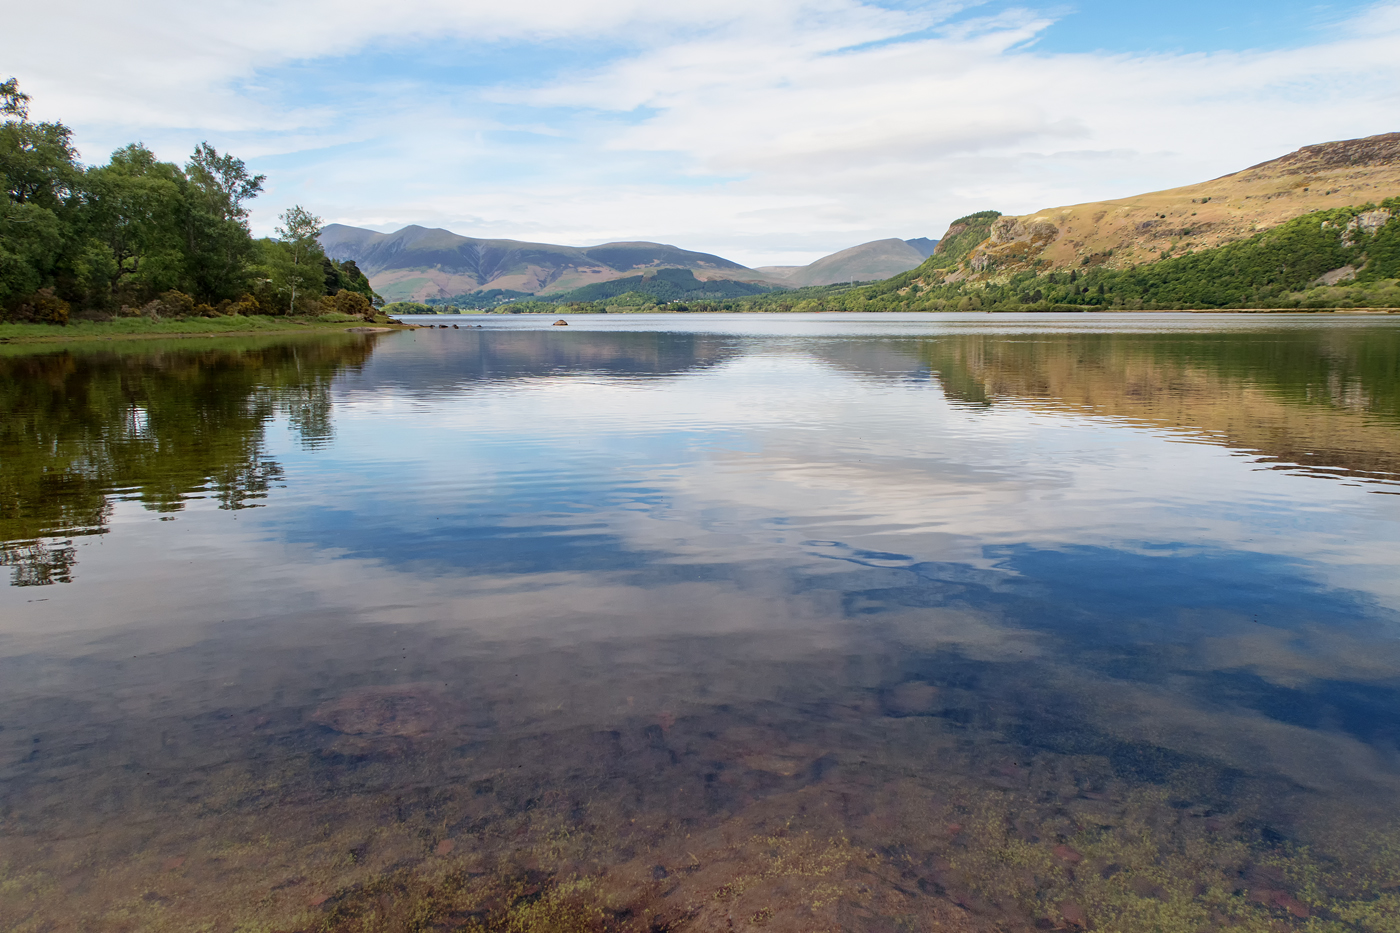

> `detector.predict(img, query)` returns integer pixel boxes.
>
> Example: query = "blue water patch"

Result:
[832,541,1388,641]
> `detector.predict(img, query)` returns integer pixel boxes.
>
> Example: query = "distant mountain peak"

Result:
[763,237,938,287]
[319,224,761,303]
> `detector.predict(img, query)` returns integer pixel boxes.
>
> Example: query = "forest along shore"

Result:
[1,79,389,332]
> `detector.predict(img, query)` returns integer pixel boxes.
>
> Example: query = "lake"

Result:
[2,312,1399,933]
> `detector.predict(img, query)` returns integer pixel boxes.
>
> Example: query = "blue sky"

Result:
[4,1,1395,265]
[976,0,1356,53]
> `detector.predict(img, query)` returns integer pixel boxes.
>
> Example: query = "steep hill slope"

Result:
[756,238,937,286]
[950,132,1400,280]
[320,224,766,302]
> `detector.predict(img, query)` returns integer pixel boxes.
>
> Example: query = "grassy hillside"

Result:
[778,238,929,286]
[800,211,999,301]
[955,132,1400,278]
[727,200,1400,312]
[725,134,1400,313]
[757,238,936,286]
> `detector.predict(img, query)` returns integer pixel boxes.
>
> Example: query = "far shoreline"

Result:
[402,307,1400,316]
[4,309,1397,345]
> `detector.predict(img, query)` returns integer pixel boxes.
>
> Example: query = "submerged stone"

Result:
[311,684,446,737]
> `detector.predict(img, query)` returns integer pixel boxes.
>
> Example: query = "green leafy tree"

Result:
[82,144,189,304]
[321,255,380,305]
[0,78,82,305]
[4,80,275,320]
[182,142,264,302]
[258,205,327,314]
[1,78,28,119]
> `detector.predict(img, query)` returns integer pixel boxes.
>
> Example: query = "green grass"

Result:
[0,314,397,344]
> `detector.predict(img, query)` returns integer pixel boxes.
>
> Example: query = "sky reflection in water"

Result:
[2,314,1399,933]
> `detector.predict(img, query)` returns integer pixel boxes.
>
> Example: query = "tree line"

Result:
[1,79,381,325]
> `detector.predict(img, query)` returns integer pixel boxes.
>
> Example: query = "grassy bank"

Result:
[0,314,405,344]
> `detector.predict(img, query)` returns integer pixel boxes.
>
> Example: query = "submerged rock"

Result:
[884,681,939,716]
[1060,899,1086,926]
[311,684,445,737]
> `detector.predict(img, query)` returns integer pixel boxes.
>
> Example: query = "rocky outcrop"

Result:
[963,217,1061,274]
[1313,265,1358,286]
[1344,209,1394,245]
[1242,132,1400,175]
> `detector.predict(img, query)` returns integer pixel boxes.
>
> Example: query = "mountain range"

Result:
[319,224,937,302]
[323,131,1399,308]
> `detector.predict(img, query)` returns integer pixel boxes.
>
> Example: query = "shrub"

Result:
[232,293,266,316]
[139,290,196,320]
[3,288,71,325]
[320,289,373,318]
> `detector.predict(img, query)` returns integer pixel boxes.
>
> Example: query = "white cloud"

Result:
[4,1,1399,265]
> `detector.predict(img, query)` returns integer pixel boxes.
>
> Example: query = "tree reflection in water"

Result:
[0,336,377,585]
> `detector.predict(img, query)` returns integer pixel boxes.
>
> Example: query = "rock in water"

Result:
[1060,900,1086,927]
[552,319,569,326]
[311,684,443,737]
[884,681,939,716]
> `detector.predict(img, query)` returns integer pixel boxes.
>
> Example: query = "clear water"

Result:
[2,313,1399,933]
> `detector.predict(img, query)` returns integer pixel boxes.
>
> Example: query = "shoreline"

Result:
[427,307,1400,316]
[3,309,1395,344]
[0,316,415,345]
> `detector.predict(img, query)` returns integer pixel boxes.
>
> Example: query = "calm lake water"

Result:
[3,312,1399,933]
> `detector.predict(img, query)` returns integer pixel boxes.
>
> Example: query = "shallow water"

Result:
[2,313,1399,933]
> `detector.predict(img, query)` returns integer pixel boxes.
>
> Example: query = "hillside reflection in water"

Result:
[2,314,1399,933]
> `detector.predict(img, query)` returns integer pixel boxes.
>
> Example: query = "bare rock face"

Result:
[1315,265,1358,286]
[966,218,1061,273]
[311,684,445,737]
[932,223,970,254]
[1344,209,1394,245]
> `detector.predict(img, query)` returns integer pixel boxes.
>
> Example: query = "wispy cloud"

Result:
[4,1,1397,265]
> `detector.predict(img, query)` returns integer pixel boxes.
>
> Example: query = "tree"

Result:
[83,144,188,304]
[187,142,264,222]
[183,143,264,302]
[1,78,28,119]
[277,205,323,250]
[263,205,327,313]
[2,80,279,319]
[1,78,83,304]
